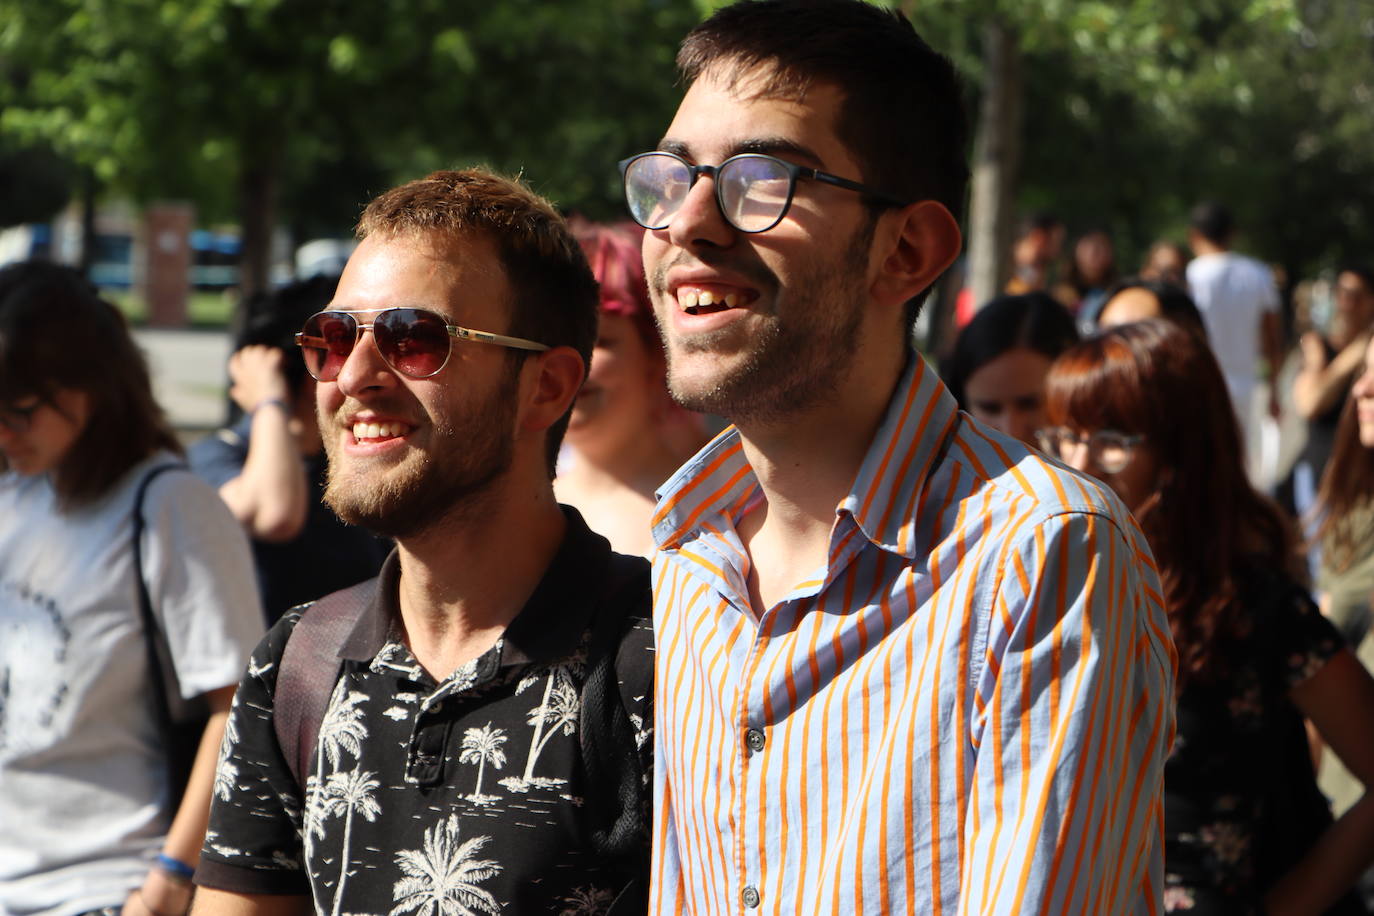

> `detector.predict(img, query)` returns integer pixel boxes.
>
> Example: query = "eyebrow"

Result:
[657,136,826,169]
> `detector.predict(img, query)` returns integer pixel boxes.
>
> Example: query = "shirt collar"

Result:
[652,353,961,560]
[338,505,616,665]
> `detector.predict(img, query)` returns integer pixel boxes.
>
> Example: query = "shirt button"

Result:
[745,727,766,753]
[741,885,760,908]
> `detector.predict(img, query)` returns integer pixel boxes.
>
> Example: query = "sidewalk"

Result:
[132,327,231,437]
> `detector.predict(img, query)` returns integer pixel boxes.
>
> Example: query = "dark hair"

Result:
[1189,200,1235,246]
[1046,320,1292,685]
[942,292,1078,408]
[1315,393,1374,572]
[1017,211,1063,240]
[0,260,180,506]
[237,275,339,397]
[677,0,970,324]
[357,168,600,475]
[1337,264,1374,295]
[1099,277,1209,341]
[1065,228,1117,295]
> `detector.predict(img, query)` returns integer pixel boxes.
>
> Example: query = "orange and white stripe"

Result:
[648,355,1176,915]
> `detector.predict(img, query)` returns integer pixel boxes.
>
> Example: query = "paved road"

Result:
[132,327,232,437]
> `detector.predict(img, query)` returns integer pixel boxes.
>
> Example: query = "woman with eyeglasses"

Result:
[553,221,707,556]
[1042,319,1374,915]
[0,262,262,916]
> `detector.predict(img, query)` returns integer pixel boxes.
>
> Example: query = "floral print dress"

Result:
[1162,567,1361,914]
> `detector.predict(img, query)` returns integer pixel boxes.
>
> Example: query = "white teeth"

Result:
[698,290,716,306]
[724,293,739,308]
[352,421,407,440]
[679,289,699,309]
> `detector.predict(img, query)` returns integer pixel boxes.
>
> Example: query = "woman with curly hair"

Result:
[1043,319,1374,914]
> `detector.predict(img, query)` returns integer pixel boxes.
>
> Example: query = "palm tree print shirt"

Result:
[197,510,654,916]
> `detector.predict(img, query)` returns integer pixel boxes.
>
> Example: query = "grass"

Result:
[105,289,238,329]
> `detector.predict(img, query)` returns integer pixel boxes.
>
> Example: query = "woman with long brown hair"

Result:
[1043,319,1374,914]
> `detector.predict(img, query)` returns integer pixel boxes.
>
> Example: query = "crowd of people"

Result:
[2,1,1373,915]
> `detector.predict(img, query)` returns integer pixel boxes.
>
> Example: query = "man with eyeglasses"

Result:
[190,170,653,916]
[628,2,1176,913]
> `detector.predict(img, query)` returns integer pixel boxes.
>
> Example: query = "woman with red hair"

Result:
[555,222,708,556]
[1042,319,1374,915]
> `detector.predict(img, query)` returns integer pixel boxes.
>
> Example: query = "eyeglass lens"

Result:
[1039,428,1135,474]
[298,309,453,381]
[624,154,796,233]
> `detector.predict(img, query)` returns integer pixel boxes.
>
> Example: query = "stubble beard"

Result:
[654,216,875,427]
[322,388,516,541]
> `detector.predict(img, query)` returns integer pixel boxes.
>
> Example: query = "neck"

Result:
[565,425,690,501]
[1192,238,1227,257]
[734,340,907,556]
[393,473,567,679]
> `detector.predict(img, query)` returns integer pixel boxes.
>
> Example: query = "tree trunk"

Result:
[966,18,1023,312]
[77,170,97,279]
[237,154,279,308]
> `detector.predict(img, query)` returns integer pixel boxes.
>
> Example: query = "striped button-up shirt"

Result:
[649,354,1176,915]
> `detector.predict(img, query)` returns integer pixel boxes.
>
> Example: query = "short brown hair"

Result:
[0,261,180,506]
[357,169,599,474]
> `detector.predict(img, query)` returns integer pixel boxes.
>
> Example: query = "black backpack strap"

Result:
[579,551,653,875]
[273,578,376,789]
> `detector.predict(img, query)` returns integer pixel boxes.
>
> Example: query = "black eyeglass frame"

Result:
[618,151,912,234]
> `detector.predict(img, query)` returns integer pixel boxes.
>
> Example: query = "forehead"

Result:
[662,64,857,172]
[332,231,510,320]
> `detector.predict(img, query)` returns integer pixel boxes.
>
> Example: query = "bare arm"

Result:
[123,686,237,916]
[217,346,309,543]
[190,888,311,916]
[1264,650,1374,915]
[1293,332,1369,420]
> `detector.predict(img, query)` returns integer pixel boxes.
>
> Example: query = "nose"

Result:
[332,327,397,397]
[666,171,735,251]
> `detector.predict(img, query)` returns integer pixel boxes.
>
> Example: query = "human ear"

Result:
[519,345,586,435]
[870,200,962,309]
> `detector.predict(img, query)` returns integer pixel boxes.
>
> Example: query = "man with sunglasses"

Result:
[191,170,653,915]
[630,2,1176,914]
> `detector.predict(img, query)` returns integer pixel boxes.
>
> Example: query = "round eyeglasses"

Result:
[1036,426,1143,475]
[294,307,549,382]
[619,151,910,234]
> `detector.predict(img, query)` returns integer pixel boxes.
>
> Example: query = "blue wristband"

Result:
[155,853,195,882]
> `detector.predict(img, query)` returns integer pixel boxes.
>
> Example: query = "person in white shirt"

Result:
[1185,201,1284,427]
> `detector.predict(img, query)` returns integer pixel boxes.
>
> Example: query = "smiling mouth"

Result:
[676,286,752,316]
[351,420,410,442]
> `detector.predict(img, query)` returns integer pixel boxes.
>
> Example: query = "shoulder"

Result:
[187,424,249,486]
[943,412,1134,534]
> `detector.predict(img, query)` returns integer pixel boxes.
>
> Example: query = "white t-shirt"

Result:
[0,454,263,916]
[1186,251,1280,405]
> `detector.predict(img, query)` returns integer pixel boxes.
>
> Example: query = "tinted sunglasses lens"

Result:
[719,156,792,232]
[625,155,690,230]
[299,312,358,381]
[375,309,452,378]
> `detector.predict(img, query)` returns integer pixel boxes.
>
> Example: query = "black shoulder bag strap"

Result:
[273,578,376,790]
[131,461,200,803]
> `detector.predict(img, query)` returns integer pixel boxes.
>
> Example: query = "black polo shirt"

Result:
[197,508,653,914]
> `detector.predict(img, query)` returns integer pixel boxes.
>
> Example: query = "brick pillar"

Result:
[140,203,194,327]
